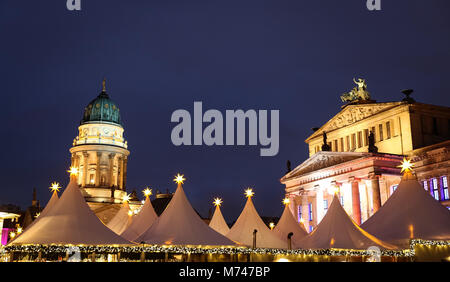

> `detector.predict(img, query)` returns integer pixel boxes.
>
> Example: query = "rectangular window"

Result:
[390,185,398,195]
[333,140,338,152]
[441,176,449,200]
[297,205,302,223]
[357,131,362,148]
[308,203,313,221]
[340,138,344,152]
[386,121,391,139]
[323,199,328,212]
[423,180,428,191]
[431,178,439,201]
[371,126,376,142]
[432,117,438,135]
[379,124,384,141]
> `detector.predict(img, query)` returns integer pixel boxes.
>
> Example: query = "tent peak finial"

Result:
[174,173,185,184]
[245,188,254,198]
[213,197,223,207]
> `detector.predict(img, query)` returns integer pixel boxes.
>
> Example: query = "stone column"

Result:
[350,177,361,225]
[108,153,115,187]
[369,173,382,213]
[82,152,89,187]
[95,152,101,186]
[118,157,123,189]
[122,157,128,190]
[301,195,310,232]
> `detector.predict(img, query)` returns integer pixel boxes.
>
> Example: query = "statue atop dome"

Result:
[340,78,371,103]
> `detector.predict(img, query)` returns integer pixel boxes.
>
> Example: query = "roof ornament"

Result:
[102,78,106,92]
[341,78,371,103]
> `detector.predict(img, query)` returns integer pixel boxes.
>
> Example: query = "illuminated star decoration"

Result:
[282,198,290,205]
[9,232,16,239]
[35,212,40,218]
[16,226,23,234]
[213,198,223,207]
[122,194,131,202]
[397,158,414,173]
[269,222,275,230]
[143,188,152,197]
[128,210,133,216]
[174,173,186,184]
[67,166,79,176]
[245,188,254,198]
[50,182,61,192]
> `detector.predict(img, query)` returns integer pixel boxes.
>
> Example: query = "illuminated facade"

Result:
[281,83,450,232]
[69,80,135,223]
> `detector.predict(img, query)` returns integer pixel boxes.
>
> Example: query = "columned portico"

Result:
[281,151,403,231]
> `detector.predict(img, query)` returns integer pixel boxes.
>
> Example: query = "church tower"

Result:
[69,80,130,207]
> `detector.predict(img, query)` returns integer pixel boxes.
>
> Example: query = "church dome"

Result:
[81,81,122,126]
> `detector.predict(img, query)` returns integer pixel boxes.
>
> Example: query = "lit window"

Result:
[386,121,391,139]
[309,226,313,233]
[379,124,384,141]
[441,176,449,200]
[431,178,440,201]
[423,180,428,191]
[390,185,398,195]
[323,199,328,212]
[308,203,313,221]
[297,205,302,223]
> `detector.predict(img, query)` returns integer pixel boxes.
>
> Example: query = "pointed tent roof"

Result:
[226,194,287,249]
[209,203,230,236]
[136,182,236,246]
[273,204,308,245]
[296,195,397,250]
[23,190,59,232]
[121,196,158,241]
[361,172,450,247]
[106,200,133,235]
[10,176,131,245]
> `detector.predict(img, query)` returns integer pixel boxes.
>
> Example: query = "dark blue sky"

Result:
[0,0,449,222]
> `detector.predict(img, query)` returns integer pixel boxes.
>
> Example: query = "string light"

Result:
[174,174,185,184]
[282,198,290,205]
[122,194,131,202]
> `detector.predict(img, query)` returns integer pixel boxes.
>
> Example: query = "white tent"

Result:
[273,203,308,247]
[106,200,133,235]
[23,189,59,232]
[209,200,230,236]
[10,175,131,245]
[361,172,450,247]
[226,192,287,249]
[121,196,158,242]
[136,181,236,246]
[295,194,397,250]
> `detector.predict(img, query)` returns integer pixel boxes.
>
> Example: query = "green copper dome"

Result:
[81,82,122,126]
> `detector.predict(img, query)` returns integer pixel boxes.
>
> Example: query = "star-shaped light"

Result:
[173,173,186,184]
[269,222,275,230]
[143,187,152,197]
[398,158,414,173]
[68,166,79,176]
[213,198,223,207]
[282,198,290,205]
[35,212,40,218]
[9,232,16,239]
[128,210,133,216]
[50,182,61,192]
[122,194,131,202]
[16,226,23,234]
[245,188,254,198]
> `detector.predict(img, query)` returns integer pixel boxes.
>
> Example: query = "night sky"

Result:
[1,0,449,222]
